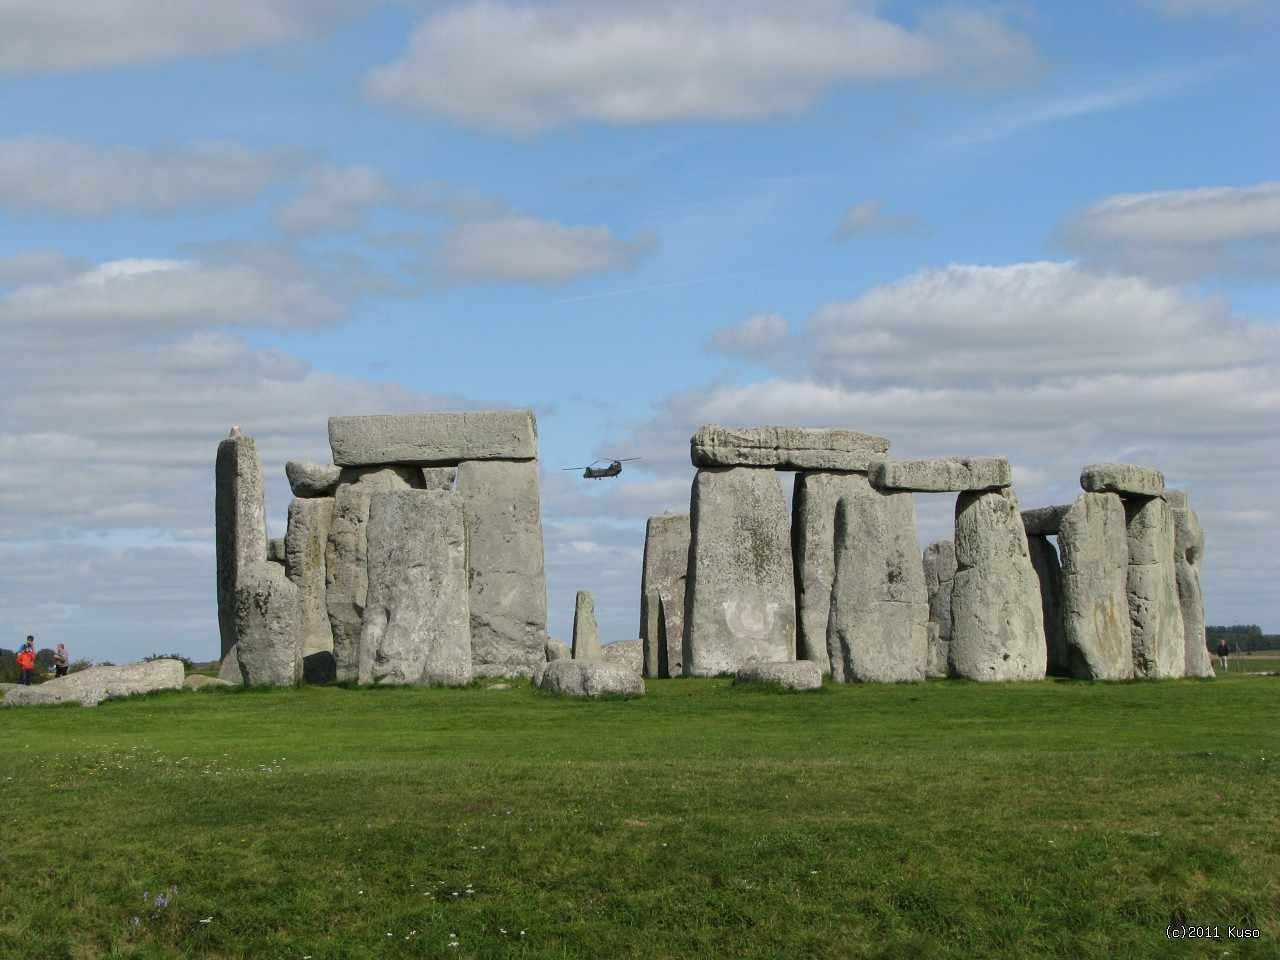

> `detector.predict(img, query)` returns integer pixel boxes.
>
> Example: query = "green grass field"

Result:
[1,674,1276,959]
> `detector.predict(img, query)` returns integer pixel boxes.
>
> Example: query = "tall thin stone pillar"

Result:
[216,428,267,660]
[638,513,689,677]
[1167,490,1212,678]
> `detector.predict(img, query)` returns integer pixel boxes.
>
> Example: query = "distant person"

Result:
[16,637,36,685]
[1217,637,1229,671]
[53,643,70,678]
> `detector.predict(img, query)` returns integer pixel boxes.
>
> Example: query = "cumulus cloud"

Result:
[272,164,402,234]
[0,0,372,72]
[1058,181,1280,283]
[0,136,298,219]
[705,313,792,366]
[365,0,1042,134]
[832,199,925,241]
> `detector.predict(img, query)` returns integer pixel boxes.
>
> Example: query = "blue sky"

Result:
[1,0,1277,665]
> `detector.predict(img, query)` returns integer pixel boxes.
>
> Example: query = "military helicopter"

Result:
[561,457,640,479]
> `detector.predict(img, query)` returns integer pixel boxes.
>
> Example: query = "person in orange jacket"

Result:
[16,637,36,685]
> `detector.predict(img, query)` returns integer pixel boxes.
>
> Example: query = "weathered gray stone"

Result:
[285,497,335,684]
[826,481,929,683]
[184,674,234,690]
[218,647,243,683]
[358,490,471,686]
[925,622,945,680]
[456,459,547,677]
[922,539,957,678]
[638,513,689,677]
[691,424,890,472]
[1163,489,1188,509]
[1081,462,1164,498]
[1126,496,1185,678]
[1027,534,1068,675]
[329,410,537,466]
[869,456,1011,492]
[545,638,572,661]
[684,467,796,676]
[733,660,823,690]
[3,659,185,707]
[1170,497,1212,678]
[235,561,302,686]
[1021,504,1071,537]
[640,591,666,678]
[601,639,643,674]
[325,466,424,681]
[535,659,644,696]
[572,590,602,660]
[216,429,267,659]
[1058,492,1133,680]
[421,467,457,490]
[792,471,868,671]
[267,539,286,563]
[286,459,342,498]
[950,488,1047,682]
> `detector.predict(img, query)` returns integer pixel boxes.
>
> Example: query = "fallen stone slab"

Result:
[601,639,643,674]
[1021,504,1071,536]
[184,674,235,690]
[286,460,342,498]
[733,660,823,691]
[1081,463,1164,498]
[329,411,537,466]
[690,424,889,472]
[869,456,1011,492]
[4,659,185,707]
[534,659,644,697]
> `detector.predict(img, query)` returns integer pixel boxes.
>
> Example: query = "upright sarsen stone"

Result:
[216,429,267,659]
[456,459,547,677]
[684,467,796,676]
[234,561,302,686]
[572,590,602,660]
[1126,496,1185,678]
[950,488,1047,682]
[826,480,928,683]
[1027,535,1067,676]
[640,591,668,678]
[285,497,335,684]
[792,471,867,670]
[358,490,471,686]
[922,539,957,677]
[1170,494,1212,678]
[1058,492,1132,680]
[638,512,689,677]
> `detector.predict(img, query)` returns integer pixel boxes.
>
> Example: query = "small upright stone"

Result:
[1080,463,1165,498]
[285,497,336,684]
[684,467,796,676]
[216,428,267,659]
[572,590,602,660]
[1169,493,1212,678]
[950,488,1047,682]
[1058,492,1133,680]
[235,561,302,686]
[1126,496,1185,678]
[869,456,1011,492]
[922,539,957,677]
[691,424,889,472]
[638,513,689,677]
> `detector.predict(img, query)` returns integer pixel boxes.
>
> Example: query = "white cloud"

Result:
[0,0,372,72]
[429,214,658,286]
[366,0,1042,134]
[0,136,298,218]
[832,199,925,240]
[706,313,791,366]
[272,164,402,234]
[1058,181,1280,283]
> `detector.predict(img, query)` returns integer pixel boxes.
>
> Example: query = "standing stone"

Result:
[640,591,668,678]
[325,466,424,681]
[826,480,928,683]
[572,590,602,660]
[285,497,335,684]
[1027,534,1068,676]
[455,459,548,677]
[216,428,267,659]
[358,490,471,686]
[234,561,302,686]
[1126,496,1185,678]
[922,539,957,678]
[1170,495,1213,678]
[951,488,1047,682]
[684,467,796,676]
[1058,492,1133,680]
[792,471,868,671]
[638,512,689,677]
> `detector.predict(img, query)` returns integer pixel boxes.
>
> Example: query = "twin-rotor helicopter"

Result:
[561,457,640,479]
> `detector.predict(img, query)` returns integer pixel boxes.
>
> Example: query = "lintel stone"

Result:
[690,424,889,471]
[1021,504,1071,536]
[1080,462,1164,498]
[329,411,537,466]
[869,456,1010,492]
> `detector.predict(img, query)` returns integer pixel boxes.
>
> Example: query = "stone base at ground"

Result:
[534,659,645,696]
[733,660,823,690]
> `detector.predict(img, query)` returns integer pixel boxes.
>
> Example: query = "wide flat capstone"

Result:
[869,456,1010,492]
[1080,462,1164,497]
[329,411,537,466]
[1021,504,1071,536]
[690,424,889,471]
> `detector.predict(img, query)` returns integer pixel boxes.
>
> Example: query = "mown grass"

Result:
[1,674,1276,959]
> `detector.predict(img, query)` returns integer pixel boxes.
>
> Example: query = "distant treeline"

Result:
[1206,625,1280,653]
